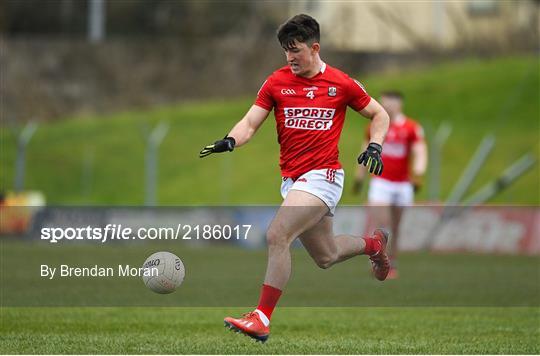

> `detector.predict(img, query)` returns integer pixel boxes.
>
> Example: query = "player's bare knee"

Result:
[266,227,289,248]
[314,254,337,269]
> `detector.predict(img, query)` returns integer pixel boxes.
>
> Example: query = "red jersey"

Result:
[366,115,424,182]
[255,63,371,178]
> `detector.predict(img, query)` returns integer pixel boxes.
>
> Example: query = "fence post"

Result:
[446,134,495,204]
[145,122,169,206]
[14,122,38,192]
[428,121,452,201]
[88,0,106,43]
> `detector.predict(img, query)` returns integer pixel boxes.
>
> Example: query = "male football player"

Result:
[200,14,390,342]
[353,91,427,279]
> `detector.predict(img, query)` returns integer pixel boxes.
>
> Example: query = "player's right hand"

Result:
[357,142,384,176]
[199,136,236,158]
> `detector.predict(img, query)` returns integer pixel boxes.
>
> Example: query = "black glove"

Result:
[199,136,236,158]
[357,142,384,176]
[411,175,423,193]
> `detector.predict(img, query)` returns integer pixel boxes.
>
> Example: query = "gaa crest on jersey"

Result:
[328,87,337,97]
[281,88,296,95]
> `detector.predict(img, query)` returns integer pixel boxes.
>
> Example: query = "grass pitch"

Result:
[1,307,538,354]
[1,241,539,354]
[2,242,539,307]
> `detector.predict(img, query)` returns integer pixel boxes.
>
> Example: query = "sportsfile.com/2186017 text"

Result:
[40,224,252,243]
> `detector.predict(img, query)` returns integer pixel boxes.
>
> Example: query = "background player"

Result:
[200,14,390,342]
[353,91,427,279]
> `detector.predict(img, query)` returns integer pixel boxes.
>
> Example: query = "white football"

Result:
[142,251,185,294]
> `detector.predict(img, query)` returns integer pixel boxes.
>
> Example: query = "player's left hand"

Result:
[357,142,384,175]
[199,136,236,158]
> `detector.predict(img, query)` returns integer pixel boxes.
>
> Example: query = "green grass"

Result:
[1,55,538,353]
[1,55,539,204]
[1,240,539,353]
[1,307,538,354]
[0,57,540,205]
[2,241,539,307]
[1,55,538,354]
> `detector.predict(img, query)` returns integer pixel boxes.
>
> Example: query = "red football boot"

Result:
[369,228,390,281]
[224,311,270,342]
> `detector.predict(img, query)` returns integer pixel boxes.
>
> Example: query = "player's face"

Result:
[283,40,320,77]
[380,96,402,117]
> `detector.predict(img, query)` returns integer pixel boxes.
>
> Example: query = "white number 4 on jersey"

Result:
[306,91,315,100]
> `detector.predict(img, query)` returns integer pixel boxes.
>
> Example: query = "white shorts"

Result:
[368,177,414,206]
[280,168,344,215]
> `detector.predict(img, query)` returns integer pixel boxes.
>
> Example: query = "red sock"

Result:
[256,284,282,320]
[363,237,382,256]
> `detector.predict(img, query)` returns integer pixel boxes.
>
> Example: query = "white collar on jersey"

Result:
[320,62,327,73]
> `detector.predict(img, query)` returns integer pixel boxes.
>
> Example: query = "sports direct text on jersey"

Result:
[284,107,335,130]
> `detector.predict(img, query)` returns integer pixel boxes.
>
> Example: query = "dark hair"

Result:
[381,91,404,100]
[277,14,320,49]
